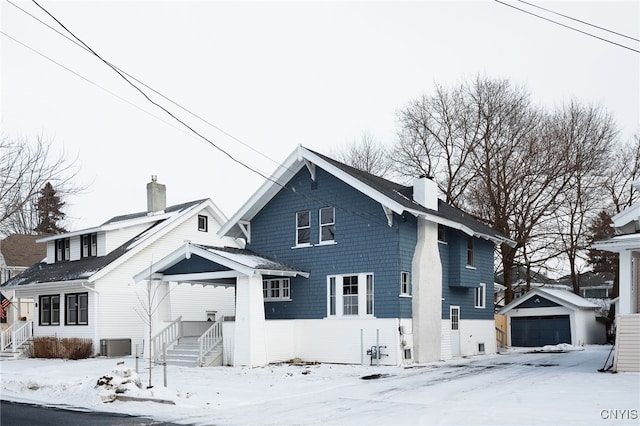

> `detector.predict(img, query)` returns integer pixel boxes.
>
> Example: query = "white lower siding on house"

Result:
[224,318,403,366]
[441,319,495,360]
[614,314,640,372]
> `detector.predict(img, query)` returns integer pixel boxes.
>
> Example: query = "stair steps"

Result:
[161,337,222,367]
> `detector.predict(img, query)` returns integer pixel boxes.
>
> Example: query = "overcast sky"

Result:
[2,0,638,231]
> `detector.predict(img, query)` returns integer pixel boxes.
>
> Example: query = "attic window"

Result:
[198,215,208,232]
[81,233,97,258]
[55,238,70,262]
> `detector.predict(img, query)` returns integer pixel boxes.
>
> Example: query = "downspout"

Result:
[82,283,99,355]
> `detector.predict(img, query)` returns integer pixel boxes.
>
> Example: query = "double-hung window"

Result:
[319,207,335,243]
[55,238,70,262]
[66,293,89,325]
[466,236,474,267]
[39,295,60,326]
[262,278,291,301]
[81,233,97,258]
[474,283,486,309]
[327,273,374,317]
[296,211,311,246]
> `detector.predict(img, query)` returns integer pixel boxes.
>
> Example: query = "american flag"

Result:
[0,292,11,320]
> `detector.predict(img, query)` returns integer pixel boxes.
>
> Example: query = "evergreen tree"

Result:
[34,182,67,234]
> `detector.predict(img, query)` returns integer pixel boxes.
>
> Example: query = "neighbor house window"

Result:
[438,224,446,243]
[327,273,374,317]
[65,293,88,325]
[400,271,411,296]
[262,278,291,301]
[81,233,97,258]
[39,295,60,326]
[319,207,335,243]
[296,211,311,246]
[466,236,474,267]
[198,215,208,232]
[55,238,70,262]
[474,283,486,309]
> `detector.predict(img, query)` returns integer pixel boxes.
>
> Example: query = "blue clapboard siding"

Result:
[248,167,416,320]
[440,229,495,321]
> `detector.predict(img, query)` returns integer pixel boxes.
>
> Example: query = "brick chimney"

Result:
[413,176,438,210]
[147,175,166,214]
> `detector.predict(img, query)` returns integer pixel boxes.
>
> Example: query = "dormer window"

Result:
[81,233,97,258]
[198,215,208,232]
[55,238,70,262]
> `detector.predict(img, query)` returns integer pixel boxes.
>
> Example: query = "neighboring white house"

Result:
[593,181,640,372]
[499,288,606,347]
[1,177,240,360]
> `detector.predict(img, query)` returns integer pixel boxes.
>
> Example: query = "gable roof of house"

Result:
[133,242,309,285]
[219,145,513,246]
[499,288,599,314]
[0,234,49,267]
[1,199,218,288]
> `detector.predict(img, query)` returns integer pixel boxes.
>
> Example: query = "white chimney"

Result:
[147,175,166,214]
[413,176,438,210]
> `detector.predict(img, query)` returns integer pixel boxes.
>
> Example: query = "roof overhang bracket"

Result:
[382,205,394,227]
[238,220,251,243]
[303,159,316,181]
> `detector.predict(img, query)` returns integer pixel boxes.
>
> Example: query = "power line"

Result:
[9,1,392,228]
[6,0,282,170]
[494,0,640,54]
[517,0,640,43]
[30,0,277,183]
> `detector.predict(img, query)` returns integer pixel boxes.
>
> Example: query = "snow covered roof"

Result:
[2,199,216,288]
[133,242,308,284]
[219,145,514,246]
[499,288,600,314]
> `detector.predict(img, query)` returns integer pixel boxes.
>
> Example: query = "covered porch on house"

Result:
[133,242,308,367]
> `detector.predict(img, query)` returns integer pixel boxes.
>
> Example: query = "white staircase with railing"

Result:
[1,321,33,360]
[151,317,224,367]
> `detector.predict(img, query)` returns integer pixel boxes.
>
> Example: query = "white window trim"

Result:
[319,206,335,244]
[263,278,292,302]
[400,271,411,297]
[326,272,374,318]
[295,210,311,247]
[197,215,208,232]
[450,305,460,330]
[474,283,486,309]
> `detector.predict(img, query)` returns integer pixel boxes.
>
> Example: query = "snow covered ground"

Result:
[1,345,638,425]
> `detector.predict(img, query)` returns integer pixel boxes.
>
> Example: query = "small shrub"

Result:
[29,337,93,360]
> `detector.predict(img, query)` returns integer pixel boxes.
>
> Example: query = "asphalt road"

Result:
[0,400,182,426]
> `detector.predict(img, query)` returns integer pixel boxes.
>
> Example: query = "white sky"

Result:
[2,1,639,231]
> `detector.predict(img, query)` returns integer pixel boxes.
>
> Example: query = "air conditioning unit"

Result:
[100,338,132,357]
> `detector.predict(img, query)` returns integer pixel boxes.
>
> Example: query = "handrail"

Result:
[12,321,33,351]
[1,322,16,351]
[197,318,223,367]
[151,315,182,362]
[1,321,33,352]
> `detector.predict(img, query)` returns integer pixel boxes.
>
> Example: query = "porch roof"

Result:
[133,243,309,285]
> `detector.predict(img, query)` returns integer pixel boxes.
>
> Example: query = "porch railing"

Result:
[151,315,182,362]
[1,321,33,351]
[198,318,223,367]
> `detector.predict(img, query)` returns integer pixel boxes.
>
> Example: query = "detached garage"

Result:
[500,288,606,347]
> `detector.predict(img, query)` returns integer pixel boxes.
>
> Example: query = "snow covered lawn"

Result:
[1,345,638,425]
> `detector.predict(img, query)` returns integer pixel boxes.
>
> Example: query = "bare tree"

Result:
[333,132,394,178]
[0,135,81,236]
[603,133,640,214]
[392,76,621,303]
[549,100,618,294]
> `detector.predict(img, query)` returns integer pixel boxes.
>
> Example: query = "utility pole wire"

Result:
[517,0,640,43]
[31,0,275,183]
[495,0,640,54]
